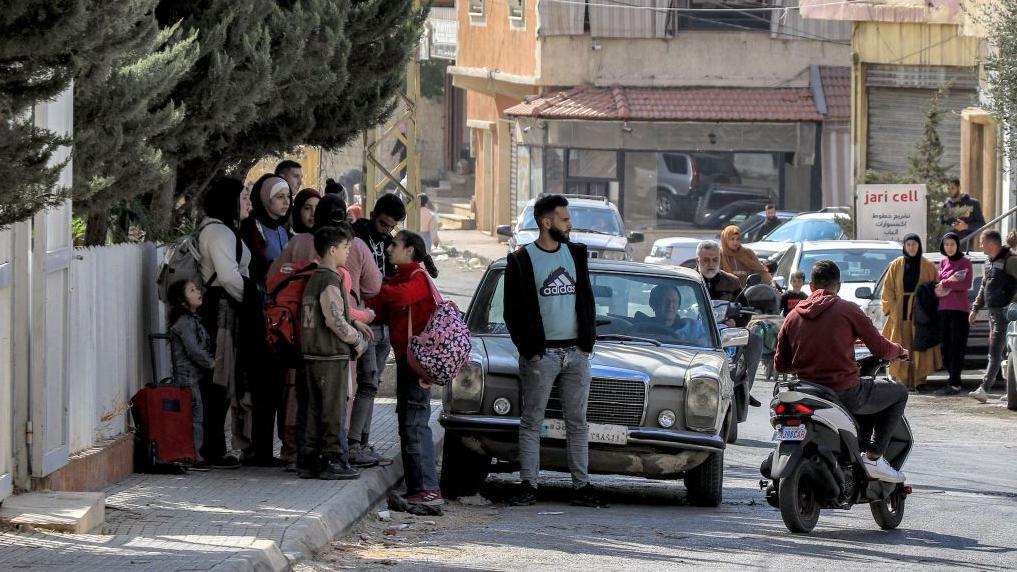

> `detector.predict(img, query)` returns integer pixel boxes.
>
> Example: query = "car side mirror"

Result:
[627,232,645,244]
[496,225,513,238]
[720,327,750,348]
[855,286,873,300]
[774,276,786,290]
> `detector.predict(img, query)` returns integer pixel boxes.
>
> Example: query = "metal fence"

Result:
[67,243,162,454]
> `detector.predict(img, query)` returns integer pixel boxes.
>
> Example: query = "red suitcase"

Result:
[131,334,197,468]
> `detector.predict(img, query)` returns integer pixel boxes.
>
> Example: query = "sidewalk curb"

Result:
[278,419,446,566]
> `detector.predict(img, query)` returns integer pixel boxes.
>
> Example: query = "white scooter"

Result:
[759,353,914,533]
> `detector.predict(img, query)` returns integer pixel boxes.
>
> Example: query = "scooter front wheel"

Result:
[778,461,821,533]
[870,486,906,530]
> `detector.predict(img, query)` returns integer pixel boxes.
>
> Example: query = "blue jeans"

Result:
[349,324,392,447]
[518,347,591,488]
[983,308,1008,392]
[396,358,438,493]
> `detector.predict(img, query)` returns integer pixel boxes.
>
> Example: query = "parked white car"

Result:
[770,240,901,308]
[744,212,849,262]
[644,236,710,268]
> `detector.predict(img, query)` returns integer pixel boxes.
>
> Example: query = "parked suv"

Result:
[440,260,748,506]
[656,153,742,221]
[497,195,644,261]
[694,184,776,226]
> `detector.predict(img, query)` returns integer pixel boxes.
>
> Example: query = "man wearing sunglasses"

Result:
[347,193,407,466]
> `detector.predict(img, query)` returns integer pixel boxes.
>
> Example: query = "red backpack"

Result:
[265,260,318,367]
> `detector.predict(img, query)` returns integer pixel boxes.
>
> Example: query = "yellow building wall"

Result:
[245,146,322,191]
[854,22,982,66]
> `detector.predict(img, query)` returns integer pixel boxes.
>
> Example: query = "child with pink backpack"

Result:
[369,230,470,508]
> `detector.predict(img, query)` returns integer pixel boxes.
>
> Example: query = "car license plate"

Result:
[540,419,628,445]
[771,426,807,442]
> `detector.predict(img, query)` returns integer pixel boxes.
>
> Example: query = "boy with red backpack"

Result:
[298,225,373,479]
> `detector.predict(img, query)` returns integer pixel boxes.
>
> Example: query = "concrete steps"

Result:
[0,491,105,533]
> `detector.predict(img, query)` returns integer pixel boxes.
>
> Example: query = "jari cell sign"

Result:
[855,184,927,243]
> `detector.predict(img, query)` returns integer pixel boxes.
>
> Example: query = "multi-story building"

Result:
[452,0,854,236]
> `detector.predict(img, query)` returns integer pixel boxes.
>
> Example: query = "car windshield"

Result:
[799,249,898,283]
[765,218,842,242]
[518,206,621,235]
[469,270,717,348]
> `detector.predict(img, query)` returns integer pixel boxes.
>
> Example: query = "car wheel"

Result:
[684,450,724,507]
[1007,352,1017,411]
[656,189,679,220]
[725,405,738,444]
[439,434,491,499]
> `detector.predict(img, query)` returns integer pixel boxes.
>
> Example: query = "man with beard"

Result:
[697,240,764,407]
[503,194,605,508]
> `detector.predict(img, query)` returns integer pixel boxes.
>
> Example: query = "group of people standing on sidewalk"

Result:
[164,161,446,507]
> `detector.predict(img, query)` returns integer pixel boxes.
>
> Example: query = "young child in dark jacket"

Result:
[168,279,213,466]
[300,225,371,480]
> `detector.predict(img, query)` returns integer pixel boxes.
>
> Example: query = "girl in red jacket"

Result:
[368,230,442,507]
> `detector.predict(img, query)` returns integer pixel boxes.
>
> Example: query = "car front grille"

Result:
[546,377,646,427]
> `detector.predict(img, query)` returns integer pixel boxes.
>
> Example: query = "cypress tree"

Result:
[72,0,199,245]
[0,0,87,228]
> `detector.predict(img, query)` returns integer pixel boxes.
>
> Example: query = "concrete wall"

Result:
[539,33,850,88]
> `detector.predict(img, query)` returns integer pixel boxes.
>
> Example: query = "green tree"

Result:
[72,0,199,245]
[0,0,87,228]
[984,0,1017,163]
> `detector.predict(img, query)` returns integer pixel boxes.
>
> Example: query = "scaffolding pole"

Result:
[363,13,422,232]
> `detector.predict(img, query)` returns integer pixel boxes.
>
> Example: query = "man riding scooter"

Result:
[697,240,764,407]
[774,260,910,482]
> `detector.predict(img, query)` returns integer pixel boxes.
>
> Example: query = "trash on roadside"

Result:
[537,511,564,516]
[377,510,392,522]
[384,524,410,536]
[457,493,492,507]
[359,533,371,542]
[420,520,436,526]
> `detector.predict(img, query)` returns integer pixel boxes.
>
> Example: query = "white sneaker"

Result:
[862,456,906,483]
[969,386,989,403]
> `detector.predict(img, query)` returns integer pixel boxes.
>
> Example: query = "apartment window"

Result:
[469,0,485,17]
[508,0,524,21]
[679,0,772,32]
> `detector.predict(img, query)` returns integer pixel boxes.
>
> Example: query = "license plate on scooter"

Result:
[772,426,807,441]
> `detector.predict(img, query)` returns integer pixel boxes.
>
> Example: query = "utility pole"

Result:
[363,2,423,232]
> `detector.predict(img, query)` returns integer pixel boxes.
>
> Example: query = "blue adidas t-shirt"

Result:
[526,242,579,341]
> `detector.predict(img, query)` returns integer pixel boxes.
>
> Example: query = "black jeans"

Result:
[837,378,909,457]
[248,364,287,461]
[983,308,1008,392]
[199,377,229,462]
[938,310,970,386]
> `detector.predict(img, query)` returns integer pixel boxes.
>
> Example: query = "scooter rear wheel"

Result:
[778,462,820,533]
[870,487,906,530]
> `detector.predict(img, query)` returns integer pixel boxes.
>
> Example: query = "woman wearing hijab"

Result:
[881,234,942,390]
[196,177,254,469]
[934,232,974,395]
[720,225,772,287]
[241,174,293,286]
[291,188,321,235]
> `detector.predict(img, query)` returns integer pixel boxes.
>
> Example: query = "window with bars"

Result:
[509,0,525,20]
[679,0,773,31]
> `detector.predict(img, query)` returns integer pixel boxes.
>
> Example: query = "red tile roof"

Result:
[505,85,826,122]
[818,66,850,120]
[504,68,852,123]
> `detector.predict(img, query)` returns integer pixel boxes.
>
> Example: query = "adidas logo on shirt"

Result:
[541,267,577,297]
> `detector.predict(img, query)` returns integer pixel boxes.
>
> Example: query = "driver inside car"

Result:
[774,259,910,483]
[634,285,710,347]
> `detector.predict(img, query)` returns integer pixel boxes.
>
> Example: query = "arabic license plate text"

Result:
[540,419,628,445]
[771,426,807,442]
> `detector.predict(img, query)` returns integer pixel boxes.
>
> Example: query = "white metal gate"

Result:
[28,88,73,478]
[0,227,15,501]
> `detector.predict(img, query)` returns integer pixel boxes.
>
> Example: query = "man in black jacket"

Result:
[503,194,604,508]
[941,179,985,241]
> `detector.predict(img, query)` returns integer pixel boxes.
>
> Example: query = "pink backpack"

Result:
[407,271,472,387]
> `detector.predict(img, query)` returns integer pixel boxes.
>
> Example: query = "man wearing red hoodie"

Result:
[775,260,910,483]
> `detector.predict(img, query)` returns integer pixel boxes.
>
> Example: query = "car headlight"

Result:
[657,409,676,428]
[685,377,720,431]
[493,397,512,415]
[450,361,484,413]
[600,250,626,261]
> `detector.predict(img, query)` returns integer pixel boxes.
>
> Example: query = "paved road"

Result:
[314,258,1017,571]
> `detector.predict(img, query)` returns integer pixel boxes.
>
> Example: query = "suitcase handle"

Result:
[149,333,180,385]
